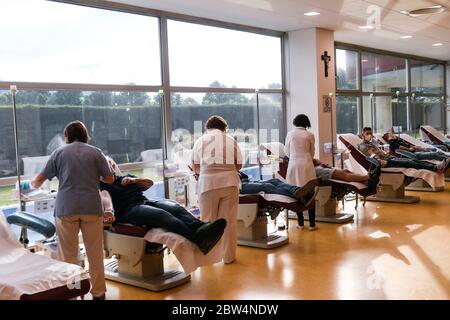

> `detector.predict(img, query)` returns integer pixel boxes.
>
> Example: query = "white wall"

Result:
[285,28,318,134]
[285,28,336,163]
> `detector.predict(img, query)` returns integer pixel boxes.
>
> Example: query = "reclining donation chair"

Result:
[174,148,305,250]
[260,142,376,224]
[103,223,191,291]
[339,134,444,203]
[237,192,314,249]
[399,133,450,182]
[3,212,90,300]
[420,125,450,146]
[374,133,443,192]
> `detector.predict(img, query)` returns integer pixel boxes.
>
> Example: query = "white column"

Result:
[284,28,336,164]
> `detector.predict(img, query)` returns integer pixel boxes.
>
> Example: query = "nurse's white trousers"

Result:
[199,186,239,264]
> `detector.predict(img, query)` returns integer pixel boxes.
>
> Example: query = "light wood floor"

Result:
[102,183,450,300]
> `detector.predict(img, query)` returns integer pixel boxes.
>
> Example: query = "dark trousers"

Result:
[387,157,437,171]
[398,149,447,161]
[119,199,204,243]
[297,208,316,227]
[414,152,447,162]
[241,178,298,198]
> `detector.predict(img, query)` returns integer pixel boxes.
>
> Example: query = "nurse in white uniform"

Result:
[192,115,242,264]
[285,114,316,187]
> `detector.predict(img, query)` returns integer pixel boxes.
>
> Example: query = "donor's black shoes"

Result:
[195,219,227,255]
[293,179,319,208]
[293,179,318,201]
[366,157,381,191]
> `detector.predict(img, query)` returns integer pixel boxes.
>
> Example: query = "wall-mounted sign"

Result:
[323,95,332,112]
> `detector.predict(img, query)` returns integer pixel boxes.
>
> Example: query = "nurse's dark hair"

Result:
[292,114,311,128]
[64,120,90,143]
[205,115,228,132]
[362,127,372,133]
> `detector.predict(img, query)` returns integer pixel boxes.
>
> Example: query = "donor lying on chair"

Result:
[358,127,448,174]
[239,171,317,207]
[383,131,448,162]
[100,174,226,255]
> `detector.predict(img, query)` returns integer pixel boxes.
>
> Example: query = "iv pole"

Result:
[10,85,26,212]
[159,89,170,199]
[394,90,400,136]
[410,93,416,136]
[442,96,447,136]
[255,89,263,180]
[370,93,375,131]
[329,92,335,167]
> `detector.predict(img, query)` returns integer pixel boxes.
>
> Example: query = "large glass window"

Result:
[411,96,445,133]
[171,92,256,155]
[410,60,445,95]
[0,90,16,207]
[362,96,407,134]
[391,96,408,133]
[0,89,164,201]
[0,0,285,233]
[168,20,282,89]
[336,96,359,134]
[258,93,285,144]
[0,0,161,85]
[336,49,359,90]
[170,92,260,205]
[0,88,164,242]
[17,89,162,175]
[362,96,391,133]
[337,45,446,137]
[361,52,407,93]
[171,93,283,161]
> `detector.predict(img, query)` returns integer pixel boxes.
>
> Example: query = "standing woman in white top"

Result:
[192,116,242,264]
[285,114,317,187]
[285,114,318,230]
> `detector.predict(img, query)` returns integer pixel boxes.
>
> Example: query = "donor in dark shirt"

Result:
[100,175,226,255]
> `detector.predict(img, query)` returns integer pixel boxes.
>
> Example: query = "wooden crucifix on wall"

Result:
[321,51,331,78]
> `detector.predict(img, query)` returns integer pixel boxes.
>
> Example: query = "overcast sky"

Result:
[0,0,282,89]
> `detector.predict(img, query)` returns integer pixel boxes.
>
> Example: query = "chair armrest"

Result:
[6,211,56,239]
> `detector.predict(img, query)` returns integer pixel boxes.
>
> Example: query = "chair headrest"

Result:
[421,125,446,143]
[399,134,428,148]
[338,133,362,148]
[374,133,388,145]
[338,134,372,171]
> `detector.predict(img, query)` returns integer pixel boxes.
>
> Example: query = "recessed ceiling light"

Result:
[432,43,443,46]
[359,25,374,30]
[361,59,368,62]
[401,5,448,17]
[400,35,413,39]
[304,11,320,16]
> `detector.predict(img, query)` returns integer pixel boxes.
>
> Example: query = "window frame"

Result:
[334,48,361,92]
[335,42,447,134]
[0,0,287,194]
[335,95,362,134]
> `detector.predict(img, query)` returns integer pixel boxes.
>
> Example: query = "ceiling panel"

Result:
[108,0,450,60]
